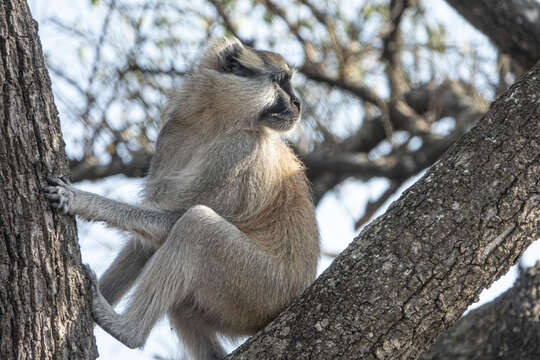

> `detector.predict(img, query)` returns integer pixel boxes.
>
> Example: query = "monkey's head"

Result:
[191,38,301,132]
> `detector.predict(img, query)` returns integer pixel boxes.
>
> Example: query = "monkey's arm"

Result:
[41,176,181,245]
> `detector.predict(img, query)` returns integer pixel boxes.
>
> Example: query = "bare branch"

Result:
[381,0,412,96]
[125,62,186,77]
[70,152,151,182]
[303,131,457,181]
[421,262,540,360]
[445,0,540,71]
[354,180,403,229]
[208,0,241,40]
[300,65,387,109]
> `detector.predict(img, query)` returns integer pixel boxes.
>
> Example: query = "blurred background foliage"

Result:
[33,0,511,238]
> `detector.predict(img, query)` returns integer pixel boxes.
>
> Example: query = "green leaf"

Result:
[263,12,274,24]
[426,23,447,53]
[154,17,169,27]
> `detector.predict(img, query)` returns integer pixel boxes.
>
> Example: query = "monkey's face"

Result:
[255,60,302,132]
[198,39,302,132]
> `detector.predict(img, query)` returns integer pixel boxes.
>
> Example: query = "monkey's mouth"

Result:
[260,97,300,130]
[267,96,289,115]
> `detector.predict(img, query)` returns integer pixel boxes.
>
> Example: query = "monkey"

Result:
[41,37,320,360]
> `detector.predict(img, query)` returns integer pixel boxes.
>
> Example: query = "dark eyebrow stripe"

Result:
[234,63,261,77]
[226,51,266,77]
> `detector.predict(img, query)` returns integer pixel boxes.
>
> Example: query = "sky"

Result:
[28,0,540,358]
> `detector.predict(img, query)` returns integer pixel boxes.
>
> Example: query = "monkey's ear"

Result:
[217,43,243,73]
[200,37,245,71]
[212,39,262,77]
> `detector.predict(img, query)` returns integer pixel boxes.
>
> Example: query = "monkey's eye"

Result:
[223,56,256,77]
[228,58,242,73]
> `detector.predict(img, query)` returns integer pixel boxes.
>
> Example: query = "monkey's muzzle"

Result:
[260,95,301,131]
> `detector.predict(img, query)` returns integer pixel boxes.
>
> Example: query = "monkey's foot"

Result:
[81,264,108,325]
[83,264,145,349]
[41,176,75,214]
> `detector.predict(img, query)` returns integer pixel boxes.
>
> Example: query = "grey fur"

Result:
[42,38,319,360]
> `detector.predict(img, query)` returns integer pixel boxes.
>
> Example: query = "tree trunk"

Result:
[0,0,97,359]
[227,63,540,359]
[445,0,540,71]
[421,262,540,360]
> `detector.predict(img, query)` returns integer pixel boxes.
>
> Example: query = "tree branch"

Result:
[226,63,540,359]
[445,0,540,71]
[382,0,412,96]
[208,0,240,40]
[299,64,387,110]
[421,262,540,360]
[308,79,487,203]
[302,133,456,182]
[354,181,403,230]
[69,152,151,182]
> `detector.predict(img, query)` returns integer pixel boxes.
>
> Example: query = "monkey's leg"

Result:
[41,176,182,245]
[89,205,280,350]
[169,306,226,360]
[99,239,154,305]
[88,215,201,348]
[87,241,179,349]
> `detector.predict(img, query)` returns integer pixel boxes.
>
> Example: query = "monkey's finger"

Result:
[43,193,58,201]
[40,186,59,194]
[50,202,63,209]
[49,201,70,214]
[43,192,61,201]
[45,176,67,187]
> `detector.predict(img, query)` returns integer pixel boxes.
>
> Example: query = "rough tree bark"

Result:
[0,0,97,359]
[227,63,540,359]
[421,262,540,360]
[445,0,540,71]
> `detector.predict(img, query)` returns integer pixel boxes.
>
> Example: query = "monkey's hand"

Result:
[41,176,77,214]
